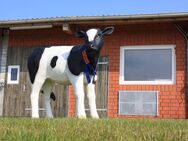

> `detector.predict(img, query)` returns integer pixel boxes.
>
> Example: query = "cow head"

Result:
[76,27,114,51]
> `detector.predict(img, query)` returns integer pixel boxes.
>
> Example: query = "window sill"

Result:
[119,80,175,85]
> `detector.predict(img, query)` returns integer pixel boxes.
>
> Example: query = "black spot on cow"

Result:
[41,90,56,101]
[28,47,45,84]
[67,45,99,76]
[50,56,58,68]
[50,92,56,101]
[67,45,83,75]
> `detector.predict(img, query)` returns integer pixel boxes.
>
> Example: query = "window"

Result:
[120,45,176,84]
[7,65,20,84]
[119,91,158,116]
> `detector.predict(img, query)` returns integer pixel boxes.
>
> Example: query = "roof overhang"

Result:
[0,12,188,29]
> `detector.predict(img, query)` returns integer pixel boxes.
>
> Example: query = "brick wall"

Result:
[9,23,188,119]
[104,23,187,119]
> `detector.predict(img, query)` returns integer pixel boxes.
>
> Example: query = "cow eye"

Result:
[96,34,101,38]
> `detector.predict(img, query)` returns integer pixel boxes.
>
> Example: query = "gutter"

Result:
[175,23,188,95]
[0,12,188,27]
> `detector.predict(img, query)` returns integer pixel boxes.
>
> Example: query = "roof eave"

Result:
[0,12,188,28]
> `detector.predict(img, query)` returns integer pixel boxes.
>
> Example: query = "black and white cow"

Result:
[28,27,114,118]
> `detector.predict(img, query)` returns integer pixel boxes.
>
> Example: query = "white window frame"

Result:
[7,65,20,84]
[120,45,176,85]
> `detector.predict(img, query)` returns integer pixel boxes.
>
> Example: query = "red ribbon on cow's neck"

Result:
[82,50,90,64]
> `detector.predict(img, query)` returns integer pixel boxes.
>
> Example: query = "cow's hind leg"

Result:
[42,80,54,118]
[31,78,45,118]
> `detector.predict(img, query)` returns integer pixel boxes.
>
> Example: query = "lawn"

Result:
[0,118,187,141]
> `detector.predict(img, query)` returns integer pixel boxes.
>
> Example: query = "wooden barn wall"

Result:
[3,27,74,117]
[0,29,2,71]
[0,29,9,116]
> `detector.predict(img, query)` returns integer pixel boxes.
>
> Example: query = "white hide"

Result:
[86,29,98,42]
[30,29,99,119]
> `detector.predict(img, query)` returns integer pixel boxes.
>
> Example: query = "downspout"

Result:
[175,23,188,96]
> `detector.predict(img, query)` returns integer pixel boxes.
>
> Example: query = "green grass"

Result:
[0,118,188,141]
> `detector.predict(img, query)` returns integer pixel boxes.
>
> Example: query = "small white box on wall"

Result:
[7,65,20,84]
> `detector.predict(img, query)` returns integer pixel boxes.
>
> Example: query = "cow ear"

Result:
[75,30,86,38]
[102,26,114,36]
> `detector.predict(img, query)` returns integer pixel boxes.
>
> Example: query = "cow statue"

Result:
[28,26,114,118]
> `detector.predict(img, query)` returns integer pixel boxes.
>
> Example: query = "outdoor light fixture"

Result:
[62,23,70,31]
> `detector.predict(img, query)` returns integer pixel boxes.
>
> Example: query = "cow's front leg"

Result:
[71,74,86,119]
[87,83,99,119]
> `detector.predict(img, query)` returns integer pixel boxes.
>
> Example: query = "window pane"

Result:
[119,91,158,116]
[124,49,172,81]
[11,68,18,81]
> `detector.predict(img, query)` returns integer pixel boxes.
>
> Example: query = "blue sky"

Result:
[0,0,188,20]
